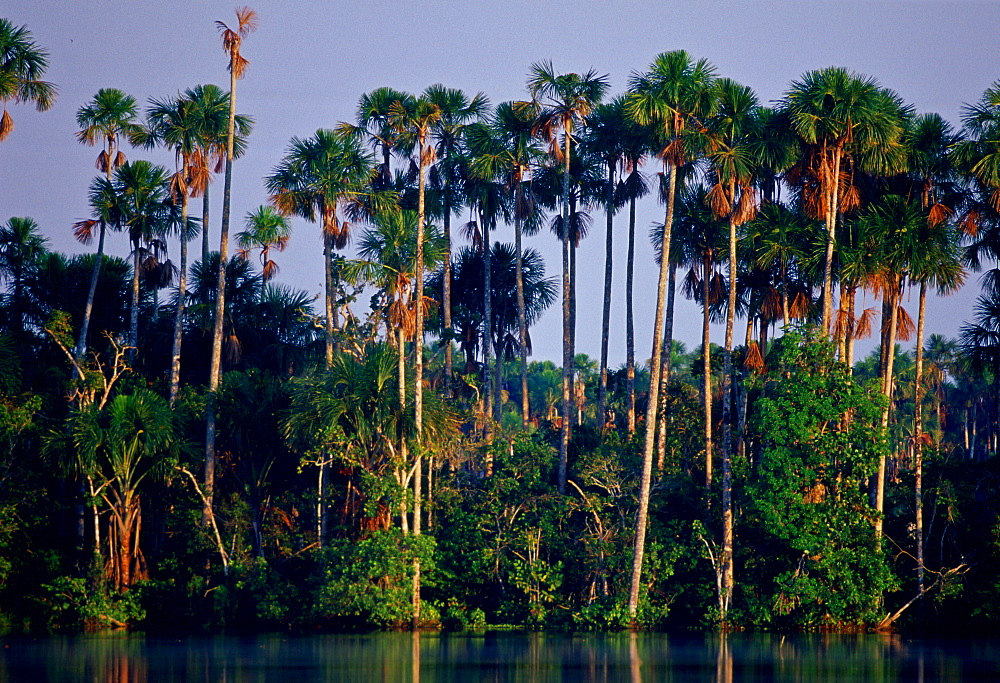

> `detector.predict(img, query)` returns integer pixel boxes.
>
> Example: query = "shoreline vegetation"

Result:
[2,10,1000,636]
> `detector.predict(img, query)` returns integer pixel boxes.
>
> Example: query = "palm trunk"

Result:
[129,241,141,361]
[204,63,239,527]
[720,210,737,620]
[76,221,107,361]
[598,161,615,432]
[412,138,428,629]
[845,285,857,372]
[702,253,714,494]
[515,180,530,429]
[914,281,927,600]
[626,194,637,435]
[324,227,334,367]
[168,192,189,407]
[821,146,843,335]
[876,277,901,537]
[201,187,211,262]
[443,182,454,398]
[483,220,494,427]
[559,134,572,494]
[569,193,579,428]
[628,162,677,618]
[76,143,117,361]
[656,262,677,470]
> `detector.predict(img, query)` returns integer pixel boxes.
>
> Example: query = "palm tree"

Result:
[524,59,609,494]
[206,5,258,526]
[624,49,716,618]
[425,85,489,394]
[266,129,381,365]
[778,67,909,333]
[339,87,413,189]
[697,77,761,617]
[388,93,445,628]
[0,216,48,334]
[137,93,213,405]
[905,112,965,597]
[69,388,176,591]
[182,84,251,262]
[73,88,142,360]
[236,206,291,281]
[467,101,544,427]
[580,98,629,432]
[0,18,56,142]
[112,160,173,359]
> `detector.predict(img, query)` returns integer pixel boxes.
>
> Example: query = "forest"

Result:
[1,9,999,634]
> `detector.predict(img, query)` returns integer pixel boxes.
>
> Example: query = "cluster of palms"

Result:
[7,10,1000,629]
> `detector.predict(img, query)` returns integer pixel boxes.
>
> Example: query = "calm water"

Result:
[0,632,997,682]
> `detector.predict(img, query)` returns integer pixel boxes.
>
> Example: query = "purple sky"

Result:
[3,0,997,366]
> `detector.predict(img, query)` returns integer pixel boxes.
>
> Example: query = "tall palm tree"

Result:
[266,129,381,365]
[696,77,761,617]
[389,93,443,628]
[206,5,257,525]
[112,160,173,359]
[615,115,653,434]
[900,111,964,594]
[425,85,489,394]
[74,88,142,360]
[524,59,608,494]
[581,98,629,431]
[778,67,909,334]
[182,84,252,262]
[467,101,543,427]
[137,93,213,405]
[0,18,56,142]
[624,49,716,618]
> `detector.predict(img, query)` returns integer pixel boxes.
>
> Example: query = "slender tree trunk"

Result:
[483,219,493,427]
[129,241,141,361]
[324,226,334,367]
[656,262,677,470]
[443,183,454,398]
[168,192,189,406]
[720,209,737,620]
[876,277,901,537]
[412,138,428,629]
[515,180,530,429]
[76,222,107,361]
[626,195,637,435]
[559,135,572,494]
[914,280,927,603]
[201,187,211,263]
[569,193,579,428]
[845,285,857,372]
[821,147,843,335]
[703,253,714,494]
[76,142,117,360]
[629,162,677,618]
[204,65,239,526]
[598,161,615,432]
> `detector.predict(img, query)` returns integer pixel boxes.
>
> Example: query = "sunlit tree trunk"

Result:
[629,163,677,618]
[626,194,637,435]
[598,162,615,431]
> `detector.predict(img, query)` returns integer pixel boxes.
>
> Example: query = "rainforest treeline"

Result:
[1,10,1000,633]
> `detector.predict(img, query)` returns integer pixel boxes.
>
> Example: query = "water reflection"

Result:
[1,631,998,682]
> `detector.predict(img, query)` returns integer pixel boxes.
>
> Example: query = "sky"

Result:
[3,0,997,367]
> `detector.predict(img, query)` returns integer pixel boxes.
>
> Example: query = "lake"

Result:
[1,632,996,682]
